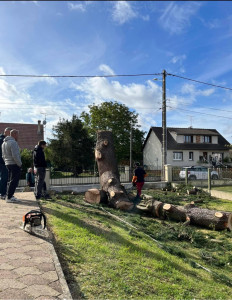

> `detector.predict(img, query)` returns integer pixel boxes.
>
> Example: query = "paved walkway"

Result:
[0,192,72,300]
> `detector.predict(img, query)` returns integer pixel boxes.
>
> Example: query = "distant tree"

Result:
[47,115,94,173]
[80,101,145,164]
[20,148,33,176]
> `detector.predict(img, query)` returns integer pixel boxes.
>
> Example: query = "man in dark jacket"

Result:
[132,162,147,203]
[0,127,12,199]
[33,140,47,199]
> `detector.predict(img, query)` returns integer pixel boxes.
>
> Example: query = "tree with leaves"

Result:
[20,148,33,178]
[81,101,145,164]
[47,115,94,173]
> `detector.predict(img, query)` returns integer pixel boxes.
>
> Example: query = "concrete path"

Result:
[0,192,72,300]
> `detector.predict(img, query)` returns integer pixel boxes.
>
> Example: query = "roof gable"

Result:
[143,126,230,151]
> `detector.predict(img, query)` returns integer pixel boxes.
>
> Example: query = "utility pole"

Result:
[162,69,167,178]
[129,122,133,180]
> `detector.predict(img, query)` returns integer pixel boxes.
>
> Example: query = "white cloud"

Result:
[181,83,215,98]
[141,15,150,22]
[39,74,58,86]
[68,2,86,12]
[171,54,186,64]
[159,2,202,34]
[0,68,75,139]
[73,77,161,109]
[201,18,221,29]
[99,64,115,76]
[71,71,163,132]
[0,67,6,76]
[112,2,137,25]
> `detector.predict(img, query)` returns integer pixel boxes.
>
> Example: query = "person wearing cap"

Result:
[132,162,147,202]
[0,127,12,199]
[2,129,22,203]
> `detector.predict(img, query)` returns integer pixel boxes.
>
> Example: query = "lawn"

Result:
[41,188,232,299]
[212,186,232,193]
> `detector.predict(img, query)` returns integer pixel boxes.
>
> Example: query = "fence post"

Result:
[164,164,172,182]
[45,168,51,190]
[124,165,130,182]
[185,168,188,186]
[208,168,211,192]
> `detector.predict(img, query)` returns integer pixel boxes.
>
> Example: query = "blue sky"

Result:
[1,1,232,142]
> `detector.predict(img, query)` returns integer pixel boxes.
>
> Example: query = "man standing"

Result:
[132,162,147,203]
[33,140,47,200]
[0,127,12,199]
[2,129,22,203]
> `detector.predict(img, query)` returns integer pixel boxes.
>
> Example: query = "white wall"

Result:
[143,131,162,169]
[167,150,200,167]
[167,150,230,167]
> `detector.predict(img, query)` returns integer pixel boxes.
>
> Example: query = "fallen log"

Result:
[85,189,108,204]
[162,203,188,222]
[187,208,232,231]
[136,196,232,231]
[137,199,164,218]
[95,131,133,211]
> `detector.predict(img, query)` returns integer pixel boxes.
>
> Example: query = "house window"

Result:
[204,136,211,143]
[189,152,193,161]
[184,135,193,143]
[173,152,183,160]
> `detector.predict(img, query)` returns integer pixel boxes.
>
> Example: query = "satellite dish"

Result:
[43,120,47,125]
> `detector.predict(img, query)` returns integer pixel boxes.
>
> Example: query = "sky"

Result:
[1,1,232,142]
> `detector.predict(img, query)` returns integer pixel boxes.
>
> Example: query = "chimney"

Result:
[37,120,41,134]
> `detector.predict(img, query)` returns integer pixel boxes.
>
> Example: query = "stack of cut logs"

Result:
[137,198,232,231]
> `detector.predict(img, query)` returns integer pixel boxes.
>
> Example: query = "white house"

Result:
[143,127,230,169]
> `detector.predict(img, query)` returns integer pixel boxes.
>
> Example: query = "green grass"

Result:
[212,186,232,193]
[41,190,232,299]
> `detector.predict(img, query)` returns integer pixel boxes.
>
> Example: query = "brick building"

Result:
[0,121,44,150]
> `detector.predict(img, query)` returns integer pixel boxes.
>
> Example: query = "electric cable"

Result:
[167,73,232,91]
[167,106,232,120]
[0,73,162,78]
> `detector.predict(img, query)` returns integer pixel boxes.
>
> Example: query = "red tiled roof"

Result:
[0,122,44,150]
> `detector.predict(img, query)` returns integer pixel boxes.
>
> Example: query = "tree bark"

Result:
[162,204,188,222]
[137,196,232,231]
[95,131,133,211]
[187,208,232,231]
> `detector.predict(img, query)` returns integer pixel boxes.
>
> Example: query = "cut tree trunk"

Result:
[85,189,108,204]
[162,203,188,222]
[136,195,232,231]
[95,131,133,211]
[137,199,164,218]
[187,208,232,231]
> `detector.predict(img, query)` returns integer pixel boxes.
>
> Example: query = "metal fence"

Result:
[172,166,232,185]
[50,166,162,186]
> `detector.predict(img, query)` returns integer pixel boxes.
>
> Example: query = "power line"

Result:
[167,106,232,120]
[167,73,232,91]
[0,73,162,78]
[167,99,232,114]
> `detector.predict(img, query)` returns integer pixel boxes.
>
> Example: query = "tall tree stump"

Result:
[95,131,133,211]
